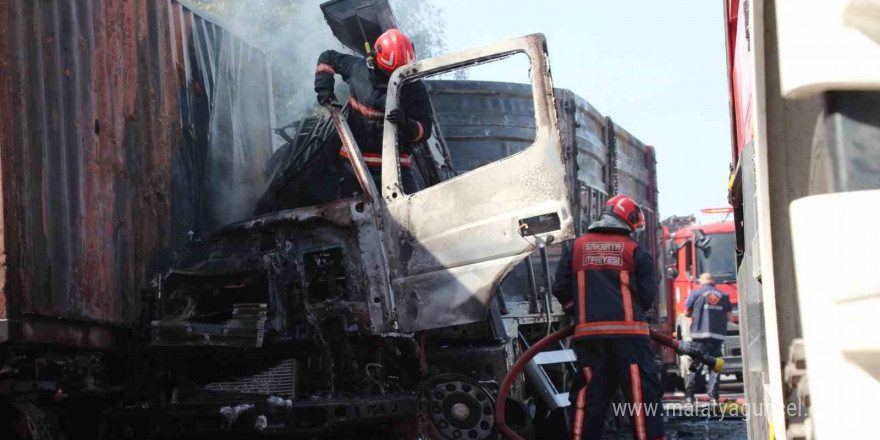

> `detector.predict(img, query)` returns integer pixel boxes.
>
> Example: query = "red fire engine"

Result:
[656,209,741,389]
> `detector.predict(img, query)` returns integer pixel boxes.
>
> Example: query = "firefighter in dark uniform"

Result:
[314,28,433,197]
[685,272,732,406]
[553,195,665,440]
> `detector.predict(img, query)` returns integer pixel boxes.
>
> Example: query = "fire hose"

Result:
[494,326,724,440]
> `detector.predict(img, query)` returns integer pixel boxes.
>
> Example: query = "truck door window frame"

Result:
[380,38,550,202]
[369,34,572,332]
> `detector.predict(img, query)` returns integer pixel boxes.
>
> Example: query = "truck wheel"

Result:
[417,374,497,440]
[0,403,59,440]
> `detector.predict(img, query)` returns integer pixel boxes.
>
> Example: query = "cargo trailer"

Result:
[0,0,273,436]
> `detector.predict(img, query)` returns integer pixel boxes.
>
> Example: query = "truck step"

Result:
[533,349,577,365]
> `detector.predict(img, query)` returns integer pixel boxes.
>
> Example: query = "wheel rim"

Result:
[418,374,495,440]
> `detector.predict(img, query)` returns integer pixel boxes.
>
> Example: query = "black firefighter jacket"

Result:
[314,50,433,159]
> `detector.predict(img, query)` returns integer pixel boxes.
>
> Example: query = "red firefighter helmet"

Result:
[374,29,415,74]
[604,195,646,232]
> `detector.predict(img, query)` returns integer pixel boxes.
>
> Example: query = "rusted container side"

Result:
[0,0,273,347]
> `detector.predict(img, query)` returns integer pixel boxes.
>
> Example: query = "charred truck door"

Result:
[380,35,574,332]
[321,2,573,332]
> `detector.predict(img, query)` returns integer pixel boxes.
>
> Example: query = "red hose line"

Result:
[495,325,574,440]
[647,329,680,350]
[495,327,680,439]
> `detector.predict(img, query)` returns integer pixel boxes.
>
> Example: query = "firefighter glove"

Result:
[387,108,425,141]
[386,108,409,126]
[317,88,337,106]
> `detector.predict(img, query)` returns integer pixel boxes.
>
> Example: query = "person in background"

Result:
[685,272,733,406]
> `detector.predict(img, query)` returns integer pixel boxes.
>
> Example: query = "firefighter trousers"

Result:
[569,337,665,440]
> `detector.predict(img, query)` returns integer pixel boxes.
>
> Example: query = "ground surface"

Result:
[603,413,747,440]
[603,389,748,440]
[648,418,747,440]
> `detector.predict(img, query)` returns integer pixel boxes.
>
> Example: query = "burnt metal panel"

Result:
[613,122,656,215]
[0,0,273,345]
[604,116,618,194]
[567,94,609,199]
[612,121,660,260]
[320,0,397,56]
[152,199,389,345]
[424,79,659,312]
[382,35,572,332]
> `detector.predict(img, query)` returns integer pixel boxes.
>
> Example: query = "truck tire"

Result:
[0,403,60,440]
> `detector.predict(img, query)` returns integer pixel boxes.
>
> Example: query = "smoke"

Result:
[261,1,351,126]
[194,0,349,126]
[389,0,447,59]
[195,0,454,127]
[204,31,272,228]
[191,0,348,227]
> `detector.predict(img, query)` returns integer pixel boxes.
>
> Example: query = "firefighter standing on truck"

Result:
[684,272,733,406]
[314,28,433,197]
[553,195,665,440]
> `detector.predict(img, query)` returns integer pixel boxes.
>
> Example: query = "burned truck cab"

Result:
[153,200,386,347]
[143,1,573,437]
[151,34,571,345]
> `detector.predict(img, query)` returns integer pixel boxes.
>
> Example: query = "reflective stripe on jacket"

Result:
[338,148,411,168]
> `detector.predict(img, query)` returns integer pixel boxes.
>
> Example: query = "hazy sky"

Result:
[434,0,733,223]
